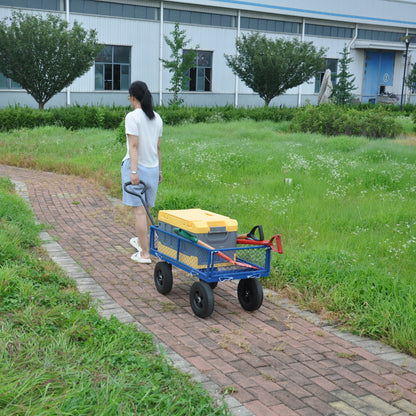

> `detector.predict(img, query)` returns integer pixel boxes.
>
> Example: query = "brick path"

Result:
[2,164,416,416]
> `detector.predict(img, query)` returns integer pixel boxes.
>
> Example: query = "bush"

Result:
[0,104,298,132]
[1,103,410,136]
[289,103,403,138]
[411,109,416,131]
[0,105,126,132]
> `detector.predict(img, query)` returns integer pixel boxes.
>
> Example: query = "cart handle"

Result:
[123,181,155,225]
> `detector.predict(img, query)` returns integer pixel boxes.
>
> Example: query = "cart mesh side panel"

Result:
[150,226,271,282]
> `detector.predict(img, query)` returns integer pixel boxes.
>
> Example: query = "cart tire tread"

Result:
[154,262,173,295]
[237,278,263,311]
[190,281,214,318]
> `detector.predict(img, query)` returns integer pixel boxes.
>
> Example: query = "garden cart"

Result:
[124,181,283,318]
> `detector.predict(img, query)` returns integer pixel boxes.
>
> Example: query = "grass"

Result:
[0,119,415,357]
[0,177,228,415]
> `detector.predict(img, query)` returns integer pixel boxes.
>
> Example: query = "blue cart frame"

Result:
[149,225,271,318]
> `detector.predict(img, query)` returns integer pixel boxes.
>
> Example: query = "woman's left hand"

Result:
[131,172,140,185]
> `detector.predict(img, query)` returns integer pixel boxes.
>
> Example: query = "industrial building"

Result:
[1,0,416,108]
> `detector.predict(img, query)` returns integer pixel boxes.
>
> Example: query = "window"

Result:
[95,45,131,91]
[164,8,235,28]
[183,51,212,92]
[306,24,353,39]
[357,29,404,42]
[240,17,299,34]
[0,73,21,89]
[0,0,64,10]
[315,59,338,93]
[70,0,158,20]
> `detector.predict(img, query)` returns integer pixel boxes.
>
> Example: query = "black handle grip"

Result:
[247,225,264,241]
[123,181,148,197]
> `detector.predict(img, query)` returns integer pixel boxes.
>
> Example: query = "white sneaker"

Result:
[131,251,151,264]
[129,237,142,253]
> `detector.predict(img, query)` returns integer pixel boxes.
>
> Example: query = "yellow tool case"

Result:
[157,209,238,269]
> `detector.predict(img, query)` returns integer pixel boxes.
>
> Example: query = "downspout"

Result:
[347,24,358,52]
[159,1,164,106]
[347,24,358,101]
[66,0,70,106]
[297,18,305,107]
[234,10,240,108]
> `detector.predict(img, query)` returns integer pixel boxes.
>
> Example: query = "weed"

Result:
[161,302,178,312]
[337,352,358,360]
[221,386,238,395]
[261,372,277,382]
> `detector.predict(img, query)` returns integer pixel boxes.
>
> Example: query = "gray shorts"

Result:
[121,159,159,207]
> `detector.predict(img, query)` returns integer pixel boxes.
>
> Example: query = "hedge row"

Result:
[289,103,406,138]
[0,103,414,139]
[0,105,126,131]
[0,104,297,132]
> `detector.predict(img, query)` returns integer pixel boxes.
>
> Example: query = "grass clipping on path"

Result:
[0,177,228,416]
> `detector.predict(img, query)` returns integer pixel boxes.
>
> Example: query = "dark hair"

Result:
[129,81,155,120]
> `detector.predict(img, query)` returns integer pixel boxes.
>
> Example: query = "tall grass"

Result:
[0,177,228,415]
[0,120,415,355]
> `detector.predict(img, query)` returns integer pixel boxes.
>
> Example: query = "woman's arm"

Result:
[127,134,140,185]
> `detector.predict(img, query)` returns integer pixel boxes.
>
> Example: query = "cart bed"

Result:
[150,226,270,284]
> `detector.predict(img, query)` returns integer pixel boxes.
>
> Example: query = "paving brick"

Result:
[250,374,283,393]
[296,407,327,416]
[279,380,313,399]
[272,389,306,410]
[245,400,283,416]
[245,386,281,407]
[309,376,338,392]
[356,369,392,387]
[330,400,368,416]
[357,380,396,402]
[268,404,299,416]
[394,399,416,415]
[361,396,399,415]
[334,366,365,383]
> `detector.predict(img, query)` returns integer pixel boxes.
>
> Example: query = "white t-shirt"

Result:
[123,108,163,167]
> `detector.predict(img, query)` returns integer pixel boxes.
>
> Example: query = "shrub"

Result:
[0,103,410,134]
[289,103,403,138]
[411,109,416,131]
[0,105,127,131]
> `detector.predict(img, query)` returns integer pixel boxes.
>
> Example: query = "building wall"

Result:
[0,0,415,108]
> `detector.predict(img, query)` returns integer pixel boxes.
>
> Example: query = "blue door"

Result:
[362,51,395,103]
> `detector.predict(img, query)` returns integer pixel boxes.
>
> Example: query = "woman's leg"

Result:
[134,205,150,259]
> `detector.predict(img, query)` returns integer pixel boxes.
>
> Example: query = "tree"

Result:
[225,32,326,106]
[405,62,416,94]
[0,12,103,109]
[331,45,356,105]
[161,22,199,107]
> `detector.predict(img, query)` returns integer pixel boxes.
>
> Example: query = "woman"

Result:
[121,81,163,263]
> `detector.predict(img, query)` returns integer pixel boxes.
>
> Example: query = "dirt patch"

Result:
[397,134,416,146]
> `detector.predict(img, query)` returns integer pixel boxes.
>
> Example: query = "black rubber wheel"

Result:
[154,262,173,295]
[237,279,263,311]
[190,281,214,318]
